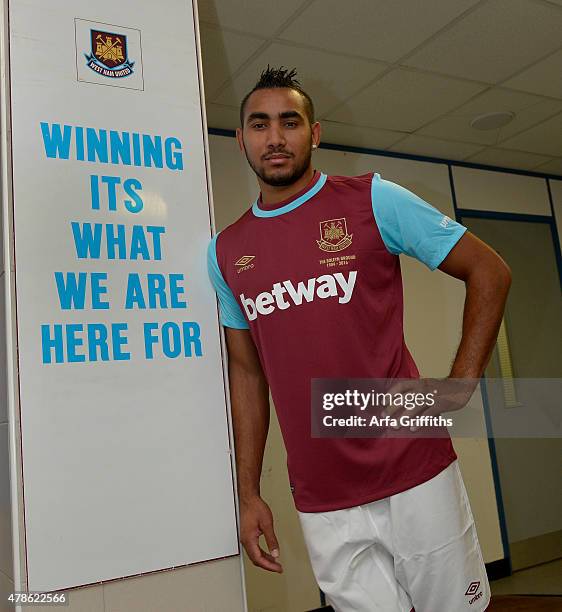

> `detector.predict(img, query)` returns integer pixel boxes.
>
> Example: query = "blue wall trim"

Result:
[546,179,562,290]
[457,209,553,223]
[208,127,562,182]
[209,127,236,138]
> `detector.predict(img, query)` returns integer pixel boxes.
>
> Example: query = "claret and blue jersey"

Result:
[207,170,468,512]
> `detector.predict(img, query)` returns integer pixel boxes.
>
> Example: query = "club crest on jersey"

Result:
[317,218,353,252]
[84,29,134,78]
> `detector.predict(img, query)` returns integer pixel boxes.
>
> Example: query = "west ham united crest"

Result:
[317,218,353,252]
[84,29,134,78]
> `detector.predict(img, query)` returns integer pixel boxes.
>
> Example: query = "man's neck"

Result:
[258,166,315,206]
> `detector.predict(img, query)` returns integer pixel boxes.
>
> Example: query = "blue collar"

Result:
[252,172,328,218]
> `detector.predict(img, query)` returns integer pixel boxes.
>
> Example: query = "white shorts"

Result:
[297,460,490,612]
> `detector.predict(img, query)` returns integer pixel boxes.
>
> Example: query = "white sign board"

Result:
[2,0,238,592]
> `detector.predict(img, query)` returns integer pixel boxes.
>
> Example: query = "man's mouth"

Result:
[264,153,292,160]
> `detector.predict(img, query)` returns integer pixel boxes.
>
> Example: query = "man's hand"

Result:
[223,329,281,571]
[384,377,478,430]
[240,496,283,573]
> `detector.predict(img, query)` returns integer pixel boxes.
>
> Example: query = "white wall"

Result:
[453,166,551,215]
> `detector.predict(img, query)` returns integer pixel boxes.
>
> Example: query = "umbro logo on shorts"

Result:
[465,581,480,596]
[465,581,483,604]
[240,271,357,320]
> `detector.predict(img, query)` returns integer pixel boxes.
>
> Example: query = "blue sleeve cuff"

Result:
[207,234,250,329]
[371,173,468,270]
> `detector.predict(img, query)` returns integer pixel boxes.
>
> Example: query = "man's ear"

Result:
[235,127,245,153]
[312,121,322,148]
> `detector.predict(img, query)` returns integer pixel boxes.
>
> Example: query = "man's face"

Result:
[237,88,319,187]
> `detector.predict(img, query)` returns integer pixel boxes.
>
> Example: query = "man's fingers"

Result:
[244,537,283,573]
[261,518,280,559]
[239,498,283,573]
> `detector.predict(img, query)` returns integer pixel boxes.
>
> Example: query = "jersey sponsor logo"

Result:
[316,218,353,252]
[240,271,357,321]
[440,215,452,228]
[235,255,255,273]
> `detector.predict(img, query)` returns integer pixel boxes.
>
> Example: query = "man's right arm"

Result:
[225,327,283,573]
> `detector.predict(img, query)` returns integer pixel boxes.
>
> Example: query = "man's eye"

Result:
[252,123,266,129]
[285,121,297,128]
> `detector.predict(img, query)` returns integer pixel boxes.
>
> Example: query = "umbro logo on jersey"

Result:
[235,255,255,266]
[235,255,255,274]
[440,215,452,228]
[240,271,357,321]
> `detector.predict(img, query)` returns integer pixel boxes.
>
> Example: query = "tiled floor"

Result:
[490,558,562,596]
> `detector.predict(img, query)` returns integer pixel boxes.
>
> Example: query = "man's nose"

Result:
[267,123,286,148]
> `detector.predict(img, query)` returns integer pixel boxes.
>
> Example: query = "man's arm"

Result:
[438,230,512,379]
[225,327,283,573]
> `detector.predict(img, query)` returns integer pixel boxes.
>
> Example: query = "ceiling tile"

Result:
[319,121,405,150]
[418,115,499,145]
[326,68,486,132]
[464,147,552,171]
[205,103,240,130]
[278,0,480,62]
[403,0,562,84]
[214,42,387,117]
[197,0,306,37]
[533,158,562,176]
[388,134,484,161]
[200,27,266,98]
[502,48,562,100]
[498,111,562,156]
[418,87,562,143]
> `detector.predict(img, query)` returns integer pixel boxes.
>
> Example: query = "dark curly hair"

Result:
[239,65,315,126]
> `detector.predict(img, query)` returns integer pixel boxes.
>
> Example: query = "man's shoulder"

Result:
[325,171,377,191]
[212,207,255,254]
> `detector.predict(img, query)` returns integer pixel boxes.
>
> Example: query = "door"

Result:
[460,214,562,571]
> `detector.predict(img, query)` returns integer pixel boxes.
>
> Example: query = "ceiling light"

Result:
[470,111,515,131]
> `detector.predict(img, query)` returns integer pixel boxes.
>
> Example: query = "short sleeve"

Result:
[370,172,467,270]
[207,234,250,329]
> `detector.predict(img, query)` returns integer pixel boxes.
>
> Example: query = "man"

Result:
[207,66,511,612]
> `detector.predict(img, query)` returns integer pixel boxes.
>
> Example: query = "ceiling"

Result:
[199,0,562,176]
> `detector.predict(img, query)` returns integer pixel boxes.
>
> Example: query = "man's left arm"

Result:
[437,230,512,380]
